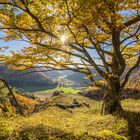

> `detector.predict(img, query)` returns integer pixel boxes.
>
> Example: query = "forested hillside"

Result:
[0,66,56,92]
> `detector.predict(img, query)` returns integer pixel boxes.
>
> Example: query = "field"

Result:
[33,87,80,100]
[0,94,140,140]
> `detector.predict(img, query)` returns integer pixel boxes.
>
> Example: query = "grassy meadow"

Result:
[33,87,80,94]
[0,93,140,140]
[0,81,140,140]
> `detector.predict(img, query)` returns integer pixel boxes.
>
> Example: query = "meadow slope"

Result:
[0,94,140,140]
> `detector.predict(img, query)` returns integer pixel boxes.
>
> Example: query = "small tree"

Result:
[0,0,140,114]
[0,47,24,115]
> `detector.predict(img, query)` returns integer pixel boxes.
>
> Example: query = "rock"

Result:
[83,102,90,108]
[56,103,83,110]
[56,99,89,110]
[73,99,79,105]
[52,90,62,97]
[78,90,103,100]
[56,104,68,109]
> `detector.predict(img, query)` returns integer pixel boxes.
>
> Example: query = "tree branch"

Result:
[121,55,140,88]
[121,15,140,30]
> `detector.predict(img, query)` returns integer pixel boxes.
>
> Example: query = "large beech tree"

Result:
[0,0,140,114]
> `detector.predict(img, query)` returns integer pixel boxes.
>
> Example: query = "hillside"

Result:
[126,68,140,89]
[0,76,140,140]
[67,68,140,88]
[0,66,90,91]
[0,66,56,92]
[0,65,139,92]
[66,70,102,87]
[0,94,140,140]
[0,80,38,114]
[66,72,89,86]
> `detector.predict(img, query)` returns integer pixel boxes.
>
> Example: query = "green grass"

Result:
[47,87,80,94]
[34,87,80,94]
[0,94,140,140]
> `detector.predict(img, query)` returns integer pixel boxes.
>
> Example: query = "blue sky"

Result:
[0,9,134,56]
[0,31,101,65]
[0,32,29,55]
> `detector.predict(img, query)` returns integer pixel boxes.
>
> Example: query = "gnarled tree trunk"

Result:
[102,77,123,115]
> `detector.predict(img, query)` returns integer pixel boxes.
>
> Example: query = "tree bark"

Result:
[102,78,123,115]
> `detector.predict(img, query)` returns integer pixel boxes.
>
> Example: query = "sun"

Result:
[60,35,67,43]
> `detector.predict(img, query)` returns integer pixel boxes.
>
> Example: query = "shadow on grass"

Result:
[18,124,95,140]
[19,124,78,140]
[121,110,140,140]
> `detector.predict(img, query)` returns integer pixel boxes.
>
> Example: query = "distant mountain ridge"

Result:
[0,65,139,92]
[0,66,56,92]
[0,66,90,91]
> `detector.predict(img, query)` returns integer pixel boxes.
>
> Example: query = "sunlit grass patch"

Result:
[36,87,80,94]
[0,94,140,139]
[121,99,140,112]
[47,87,80,94]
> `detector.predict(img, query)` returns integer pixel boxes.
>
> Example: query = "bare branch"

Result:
[121,15,140,30]
[121,25,140,43]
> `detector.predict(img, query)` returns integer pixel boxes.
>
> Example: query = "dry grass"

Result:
[0,94,140,139]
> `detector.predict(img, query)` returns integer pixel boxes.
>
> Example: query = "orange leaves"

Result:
[14,93,38,112]
[0,13,9,23]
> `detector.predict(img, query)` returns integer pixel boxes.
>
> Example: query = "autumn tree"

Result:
[0,0,140,114]
[0,47,24,115]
